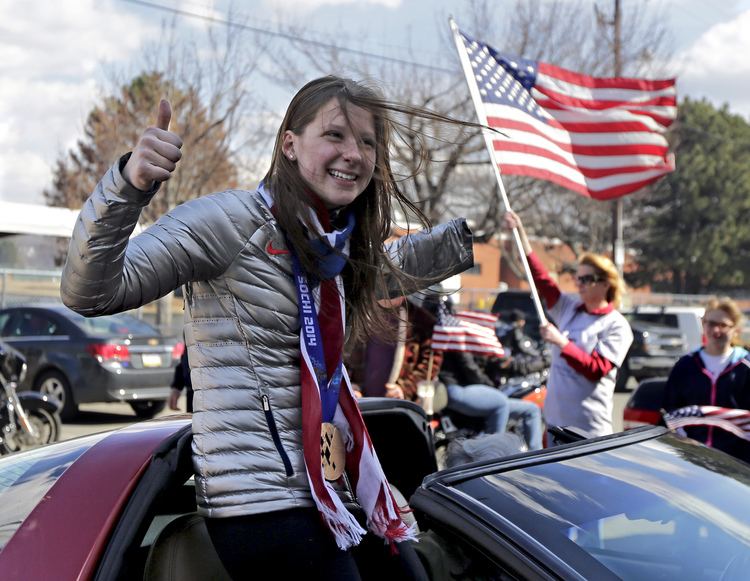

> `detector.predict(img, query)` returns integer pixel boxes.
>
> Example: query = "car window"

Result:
[5,312,62,337]
[455,435,750,580]
[415,527,518,580]
[0,313,12,336]
[628,313,679,327]
[0,433,108,551]
[68,311,159,337]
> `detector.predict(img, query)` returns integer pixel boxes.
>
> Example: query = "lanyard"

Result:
[290,251,343,423]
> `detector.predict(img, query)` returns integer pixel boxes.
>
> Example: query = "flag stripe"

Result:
[499,152,674,189]
[537,62,677,91]
[499,164,673,199]
[534,84,677,111]
[534,98,677,128]
[455,311,498,328]
[496,143,667,178]
[544,119,665,134]
[664,405,750,443]
[538,105,673,132]
[483,101,671,150]
[433,306,504,357]
[492,125,670,159]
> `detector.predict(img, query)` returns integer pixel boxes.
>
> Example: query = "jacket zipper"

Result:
[699,357,743,447]
[261,394,294,477]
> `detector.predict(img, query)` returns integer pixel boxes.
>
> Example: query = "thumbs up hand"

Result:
[122,99,183,192]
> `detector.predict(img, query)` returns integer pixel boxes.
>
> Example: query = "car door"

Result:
[1,309,66,389]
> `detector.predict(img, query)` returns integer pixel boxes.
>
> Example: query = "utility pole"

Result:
[597,0,624,276]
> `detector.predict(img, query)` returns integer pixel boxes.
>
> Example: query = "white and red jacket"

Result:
[527,253,633,436]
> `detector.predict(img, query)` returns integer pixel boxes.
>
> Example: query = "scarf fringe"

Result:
[307,471,367,550]
[365,483,418,544]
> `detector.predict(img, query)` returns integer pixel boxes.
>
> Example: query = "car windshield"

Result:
[0,433,108,551]
[455,434,750,579]
[68,311,159,337]
[626,312,680,327]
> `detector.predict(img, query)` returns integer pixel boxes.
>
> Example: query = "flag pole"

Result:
[448,17,547,326]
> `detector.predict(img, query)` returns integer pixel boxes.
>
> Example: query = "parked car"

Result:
[0,305,183,420]
[491,289,550,343]
[742,309,750,348]
[613,306,702,391]
[622,377,667,430]
[1,400,750,579]
[615,321,687,391]
[625,305,704,351]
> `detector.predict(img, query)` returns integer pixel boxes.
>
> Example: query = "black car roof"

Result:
[414,427,750,579]
[426,426,667,487]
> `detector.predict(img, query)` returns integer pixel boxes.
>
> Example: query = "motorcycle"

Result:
[0,342,62,454]
[430,370,548,456]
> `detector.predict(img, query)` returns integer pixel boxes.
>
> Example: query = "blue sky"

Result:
[2,0,750,205]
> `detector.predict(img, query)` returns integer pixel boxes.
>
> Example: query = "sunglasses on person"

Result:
[575,274,603,286]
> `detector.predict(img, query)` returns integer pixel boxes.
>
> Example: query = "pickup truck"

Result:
[624,306,704,351]
[616,306,705,391]
[616,320,687,391]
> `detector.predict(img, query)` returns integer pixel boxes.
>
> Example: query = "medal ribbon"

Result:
[289,251,343,423]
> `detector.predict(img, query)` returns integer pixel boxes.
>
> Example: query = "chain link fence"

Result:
[451,286,750,313]
[1,268,747,334]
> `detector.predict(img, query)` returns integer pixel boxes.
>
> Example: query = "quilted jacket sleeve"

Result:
[385,218,474,296]
[61,157,249,316]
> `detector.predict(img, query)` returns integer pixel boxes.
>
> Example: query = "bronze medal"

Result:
[320,422,345,481]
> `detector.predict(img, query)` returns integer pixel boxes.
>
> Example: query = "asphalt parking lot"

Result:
[59,392,631,442]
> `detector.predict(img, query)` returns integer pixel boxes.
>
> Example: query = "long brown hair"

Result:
[264,76,472,339]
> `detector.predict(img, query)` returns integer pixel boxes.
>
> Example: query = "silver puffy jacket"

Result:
[61,158,474,518]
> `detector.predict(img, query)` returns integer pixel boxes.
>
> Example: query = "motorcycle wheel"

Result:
[6,408,61,452]
[129,400,167,419]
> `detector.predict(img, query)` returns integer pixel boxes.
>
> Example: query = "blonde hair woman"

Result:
[664,297,750,462]
[503,211,633,437]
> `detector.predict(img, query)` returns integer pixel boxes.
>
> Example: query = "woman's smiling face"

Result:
[282,98,376,209]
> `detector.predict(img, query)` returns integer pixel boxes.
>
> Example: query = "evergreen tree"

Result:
[629,98,750,293]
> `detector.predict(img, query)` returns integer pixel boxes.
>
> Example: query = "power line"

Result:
[119,0,456,74]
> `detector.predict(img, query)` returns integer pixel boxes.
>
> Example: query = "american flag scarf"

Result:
[261,185,415,550]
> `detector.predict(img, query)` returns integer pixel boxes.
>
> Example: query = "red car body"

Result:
[3,399,750,580]
[622,377,666,430]
[0,416,192,579]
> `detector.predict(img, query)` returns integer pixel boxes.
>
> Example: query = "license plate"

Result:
[142,354,163,368]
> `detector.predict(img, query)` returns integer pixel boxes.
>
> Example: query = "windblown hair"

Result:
[264,76,474,339]
[578,252,625,308]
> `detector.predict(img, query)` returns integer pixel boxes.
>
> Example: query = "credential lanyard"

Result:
[290,251,343,423]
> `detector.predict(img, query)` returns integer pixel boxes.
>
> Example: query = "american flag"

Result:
[455,310,498,329]
[456,29,677,200]
[432,304,505,358]
[664,405,750,442]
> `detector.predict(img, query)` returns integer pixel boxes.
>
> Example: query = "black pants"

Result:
[206,508,359,580]
[206,508,427,581]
